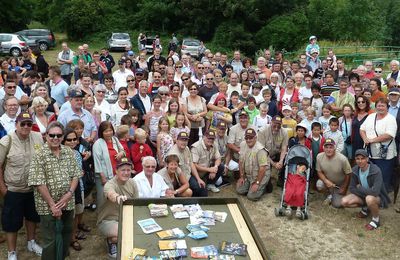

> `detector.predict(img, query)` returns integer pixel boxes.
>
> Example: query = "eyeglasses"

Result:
[126,79,134,82]
[206,78,214,80]
[20,122,32,127]
[176,66,182,68]
[48,133,63,139]
[144,165,156,169]
[7,86,16,89]
[66,138,78,142]
[357,100,366,104]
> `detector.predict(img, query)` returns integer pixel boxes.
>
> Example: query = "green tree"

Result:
[0,0,34,32]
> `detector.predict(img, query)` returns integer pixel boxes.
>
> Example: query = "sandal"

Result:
[75,230,87,240]
[78,223,91,232]
[356,210,368,219]
[365,220,380,230]
[70,240,82,251]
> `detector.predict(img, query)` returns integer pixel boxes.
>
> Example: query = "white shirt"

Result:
[95,99,111,122]
[112,69,134,91]
[133,171,168,198]
[0,86,27,100]
[227,83,242,97]
[299,87,312,101]
[0,113,17,133]
[110,102,129,128]
[139,94,151,114]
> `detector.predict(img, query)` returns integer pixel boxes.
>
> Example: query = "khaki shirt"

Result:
[316,152,352,185]
[227,124,255,160]
[157,167,183,190]
[191,140,221,177]
[167,144,192,180]
[239,141,270,182]
[97,177,138,224]
[0,132,43,193]
[214,135,228,160]
[28,144,81,215]
[257,125,288,158]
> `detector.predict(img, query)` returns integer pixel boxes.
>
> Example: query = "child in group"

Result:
[170,112,191,142]
[166,98,180,127]
[306,35,320,63]
[128,108,143,129]
[116,125,132,160]
[323,117,344,153]
[8,57,26,75]
[261,89,278,117]
[288,123,311,149]
[281,105,297,138]
[284,160,309,219]
[228,91,243,125]
[297,97,311,121]
[156,117,174,168]
[318,104,335,132]
[300,107,318,134]
[253,102,271,131]
[290,102,302,123]
[120,114,135,142]
[251,83,264,105]
[243,96,259,124]
[310,122,325,188]
[207,94,233,130]
[310,84,324,118]
[130,128,153,175]
[339,104,353,160]
[239,81,252,103]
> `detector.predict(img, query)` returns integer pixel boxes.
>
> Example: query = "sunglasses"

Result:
[182,78,189,81]
[126,79,134,82]
[66,138,78,142]
[357,100,366,104]
[159,93,168,96]
[97,90,106,93]
[48,133,63,139]
[244,136,255,140]
[176,66,183,68]
[20,122,33,127]
[189,88,197,91]
[136,73,143,76]
[206,78,214,80]
[7,86,16,89]
[374,70,382,73]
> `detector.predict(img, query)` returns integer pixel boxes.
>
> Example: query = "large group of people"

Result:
[0,34,398,259]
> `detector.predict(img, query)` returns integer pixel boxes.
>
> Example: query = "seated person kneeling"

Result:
[236,128,270,201]
[341,149,391,230]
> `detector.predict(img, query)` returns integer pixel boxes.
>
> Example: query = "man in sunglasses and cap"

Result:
[237,128,270,201]
[0,112,43,259]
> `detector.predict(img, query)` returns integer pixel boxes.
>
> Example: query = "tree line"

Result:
[3,0,400,55]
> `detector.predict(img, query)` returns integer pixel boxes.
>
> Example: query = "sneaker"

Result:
[8,251,17,260]
[215,179,230,188]
[295,209,302,219]
[323,194,333,205]
[106,239,117,259]
[285,207,292,217]
[207,184,220,193]
[27,240,42,256]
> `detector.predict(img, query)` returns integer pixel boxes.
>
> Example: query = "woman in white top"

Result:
[136,52,148,71]
[133,156,173,198]
[31,96,56,135]
[174,61,184,84]
[110,87,130,127]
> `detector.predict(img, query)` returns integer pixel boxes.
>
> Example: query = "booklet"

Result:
[158,240,187,250]
[148,204,168,217]
[209,255,236,260]
[127,248,146,260]
[190,245,218,259]
[184,204,202,216]
[214,212,228,223]
[159,249,187,259]
[220,241,247,256]
[170,204,190,219]
[157,228,185,239]
[137,218,162,234]
[186,224,210,233]
[187,230,208,240]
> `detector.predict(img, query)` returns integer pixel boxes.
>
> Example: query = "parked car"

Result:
[108,33,132,51]
[15,29,56,51]
[0,33,28,56]
[180,38,202,58]
[145,36,162,54]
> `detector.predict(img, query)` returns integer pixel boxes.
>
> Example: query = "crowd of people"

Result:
[0,35,398,259]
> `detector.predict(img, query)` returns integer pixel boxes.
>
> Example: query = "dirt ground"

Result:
[1,179,400,260]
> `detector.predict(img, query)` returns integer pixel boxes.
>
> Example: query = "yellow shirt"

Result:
[282,118,297,138]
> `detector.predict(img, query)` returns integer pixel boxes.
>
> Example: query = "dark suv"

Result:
[15,29,56,51]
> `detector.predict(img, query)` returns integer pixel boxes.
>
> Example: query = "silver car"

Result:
[180,38,202,58]
[108,33,132,51]
[0,33,28,56]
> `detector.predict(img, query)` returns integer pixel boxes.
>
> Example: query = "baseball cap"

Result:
[217,121,227,129]
[388,88,400,95]
[135,68,145,75]
[69,90,84,98]
[16,112,33,123]
[324,138,336,147]
[116,157,133,168]
[118,59,125,65]
[204,129,216,139]
[239,110,249,117]
[311,48,319,54]
[271,115,283,124]
[244,128,257,138]
[282,105,292,112]
[296,123,308,135]
[127,50,134,56]
[177,132,189,140]
[355,149,369,157]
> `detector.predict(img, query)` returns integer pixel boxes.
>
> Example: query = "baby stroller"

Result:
[274,145,312,220]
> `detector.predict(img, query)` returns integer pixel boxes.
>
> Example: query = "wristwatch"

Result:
[255,180,260,185]
[67,189,74,195]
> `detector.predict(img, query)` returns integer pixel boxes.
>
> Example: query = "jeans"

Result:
[188,176,208,197]
[40,210,74,260]
[371,158,395,192]
[95,174,105,207]
[203,164,224,185]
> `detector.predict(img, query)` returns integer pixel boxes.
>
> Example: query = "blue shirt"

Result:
[51,80,69,106]
[388,102,400,118]
[359,165,370,188]
[58,108,97,138]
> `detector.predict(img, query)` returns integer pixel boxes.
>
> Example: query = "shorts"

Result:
[75,203,84,215]
[316,179,344,208]
[98,220,118,237]
[2,191,40,232]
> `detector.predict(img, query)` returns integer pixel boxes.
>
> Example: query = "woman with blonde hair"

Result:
[30,96,56,135]
[31,83,60,115]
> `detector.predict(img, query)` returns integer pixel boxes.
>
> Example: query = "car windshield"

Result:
[113,34,129,40]
[184,40,200,46]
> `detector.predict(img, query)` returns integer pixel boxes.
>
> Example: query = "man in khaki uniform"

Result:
[227,110,255,170]
[0,112,43,260]
[191,129,223,193]
[258,115,288,186]
[167,132,207,197]
[236,128,270,201]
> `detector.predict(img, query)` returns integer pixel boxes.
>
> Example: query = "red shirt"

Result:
[106,140,118,175]
[119,139,131,161]
[130,142,153,174]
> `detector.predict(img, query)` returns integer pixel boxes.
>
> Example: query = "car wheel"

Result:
[10,48,21,57]
[39,42,48,51]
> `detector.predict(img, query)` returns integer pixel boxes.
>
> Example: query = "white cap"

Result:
[282,105,292,111]
[309,35,317,41]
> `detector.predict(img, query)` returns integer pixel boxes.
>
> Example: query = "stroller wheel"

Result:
[274,207,284,217]
[274,208,280,217]
[303,211,309,220]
